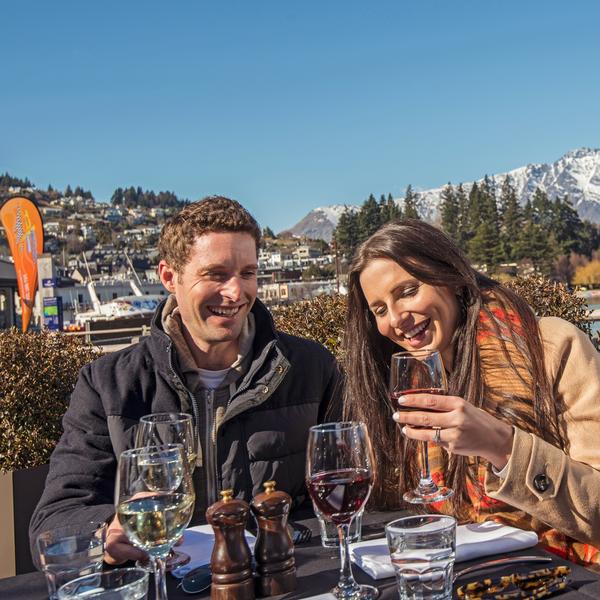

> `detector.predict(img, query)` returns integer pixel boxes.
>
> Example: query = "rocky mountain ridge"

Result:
[281,148,600,241]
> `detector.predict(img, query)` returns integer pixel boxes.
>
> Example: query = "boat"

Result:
[73,285,162,326]
[69,254,163,344]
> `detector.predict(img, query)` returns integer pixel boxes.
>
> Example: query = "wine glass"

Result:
[136,412,197,569]
[136,412,197,472]
[306,421,379,600]
[116,444,195,600]
[389,349,454,504]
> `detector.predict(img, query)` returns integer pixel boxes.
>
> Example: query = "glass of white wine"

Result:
[116,444,195,600]
[136,412,198,569]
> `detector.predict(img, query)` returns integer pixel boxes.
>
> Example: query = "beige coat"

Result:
[485,316,600,547]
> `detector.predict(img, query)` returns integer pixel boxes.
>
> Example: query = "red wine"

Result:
[308,468,372,525]
[390,388,445,412]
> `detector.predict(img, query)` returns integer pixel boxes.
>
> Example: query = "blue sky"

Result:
[2,1,600,232]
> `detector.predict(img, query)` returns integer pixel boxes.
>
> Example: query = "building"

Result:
[0,259,17,328]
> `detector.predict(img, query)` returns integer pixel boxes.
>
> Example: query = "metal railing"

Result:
[64,323,151,345]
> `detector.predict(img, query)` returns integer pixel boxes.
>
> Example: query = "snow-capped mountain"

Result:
[279,204,359,242]
[281,148,600,242]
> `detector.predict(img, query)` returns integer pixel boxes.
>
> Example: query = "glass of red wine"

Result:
[306,421,379,600]
[390,349,454,504]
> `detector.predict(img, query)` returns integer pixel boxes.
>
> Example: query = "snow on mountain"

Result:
[279,204,359,242]
[281,148,600,242]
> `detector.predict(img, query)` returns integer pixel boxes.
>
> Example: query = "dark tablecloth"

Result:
[2,511,599,599]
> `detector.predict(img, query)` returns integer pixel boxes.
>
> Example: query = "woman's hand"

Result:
[392,393,514,470]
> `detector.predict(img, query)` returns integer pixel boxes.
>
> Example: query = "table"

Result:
[2,511,600,599]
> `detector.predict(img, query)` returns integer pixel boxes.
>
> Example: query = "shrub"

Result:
[273,276,595,364]
[272,294,347,364]
[0,329,101,472]
[505,275,591,337]
[1,276,593,472]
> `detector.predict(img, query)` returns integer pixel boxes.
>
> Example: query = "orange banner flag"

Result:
[0,196,44,331]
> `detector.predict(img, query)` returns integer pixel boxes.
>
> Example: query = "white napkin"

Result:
[171,524,256,578]
[350,521,539,580]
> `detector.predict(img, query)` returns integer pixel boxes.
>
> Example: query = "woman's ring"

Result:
[433,427,442,444]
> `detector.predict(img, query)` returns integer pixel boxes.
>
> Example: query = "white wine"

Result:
[186,452,197,473]
[118,493,195,557]
[139,457,184,492]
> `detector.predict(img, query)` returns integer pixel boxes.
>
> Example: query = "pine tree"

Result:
[531,188,553,228]
[379,193,401,223]
[466,182,481,233]
[577,221,600,257]
[378,195,389,222]
[551,195,583,255]
[387,194,402,222]
[468,178,503,269]
[499,176,522,260]
[335,208,360,257]
[403,185,420,219]
[357,194,382,243]
[440,183,459,241]
[111,188,124,206]
[262,226,276,239]
[513,220,556,274]
[455,184,469,252]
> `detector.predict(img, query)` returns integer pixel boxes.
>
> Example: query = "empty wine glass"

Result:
[116,444,195,600]
[306,421,378,600]
[390,349,453,504]
[136,412,197,473]
[136,412,197,569]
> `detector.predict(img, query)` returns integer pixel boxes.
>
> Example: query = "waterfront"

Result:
[588,302,600,337]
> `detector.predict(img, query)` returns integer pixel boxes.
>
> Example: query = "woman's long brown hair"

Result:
[343,219,565,514]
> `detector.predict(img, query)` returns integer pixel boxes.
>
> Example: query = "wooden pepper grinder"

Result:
[206,489,255,600]
[250,480,296,596]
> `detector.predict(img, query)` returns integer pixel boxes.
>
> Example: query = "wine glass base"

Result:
[137,550,191,572]
[403,486,454,504]
[332,583,380,600]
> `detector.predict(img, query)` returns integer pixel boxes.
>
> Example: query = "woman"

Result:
[344,219,600,566]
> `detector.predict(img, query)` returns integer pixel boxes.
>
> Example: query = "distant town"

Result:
[2,160,600,335]
[0,175,341,331]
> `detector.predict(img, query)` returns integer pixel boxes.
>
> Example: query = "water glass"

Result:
[385,515,456,600]
[57,568,149,599]
[35,522,107,600]
[317,507,363,547]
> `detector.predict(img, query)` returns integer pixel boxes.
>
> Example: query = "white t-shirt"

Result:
[197,367,230,390]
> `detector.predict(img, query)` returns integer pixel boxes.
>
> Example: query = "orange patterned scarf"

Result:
[426,298,600,569]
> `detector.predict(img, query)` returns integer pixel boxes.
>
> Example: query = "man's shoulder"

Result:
[274,329,336,362]
[82,336,160,378]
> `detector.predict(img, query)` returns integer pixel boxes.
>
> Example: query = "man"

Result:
[30,197,341,564]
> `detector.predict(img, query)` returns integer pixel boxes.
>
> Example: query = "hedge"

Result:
[0,275,593,471]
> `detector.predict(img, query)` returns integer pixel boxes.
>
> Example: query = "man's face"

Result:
[159,232,258,353]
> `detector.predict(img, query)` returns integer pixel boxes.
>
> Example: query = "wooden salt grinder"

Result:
[250,480,296,596]
[206,489,255,600]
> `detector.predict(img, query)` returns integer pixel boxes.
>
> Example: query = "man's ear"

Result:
[158,260,177,293]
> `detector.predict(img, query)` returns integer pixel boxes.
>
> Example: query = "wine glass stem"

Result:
[337,523,360,595]
[153,555,168,600]
[419,441,435,486]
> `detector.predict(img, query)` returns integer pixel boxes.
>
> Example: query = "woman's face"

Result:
[359,258,460,369]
